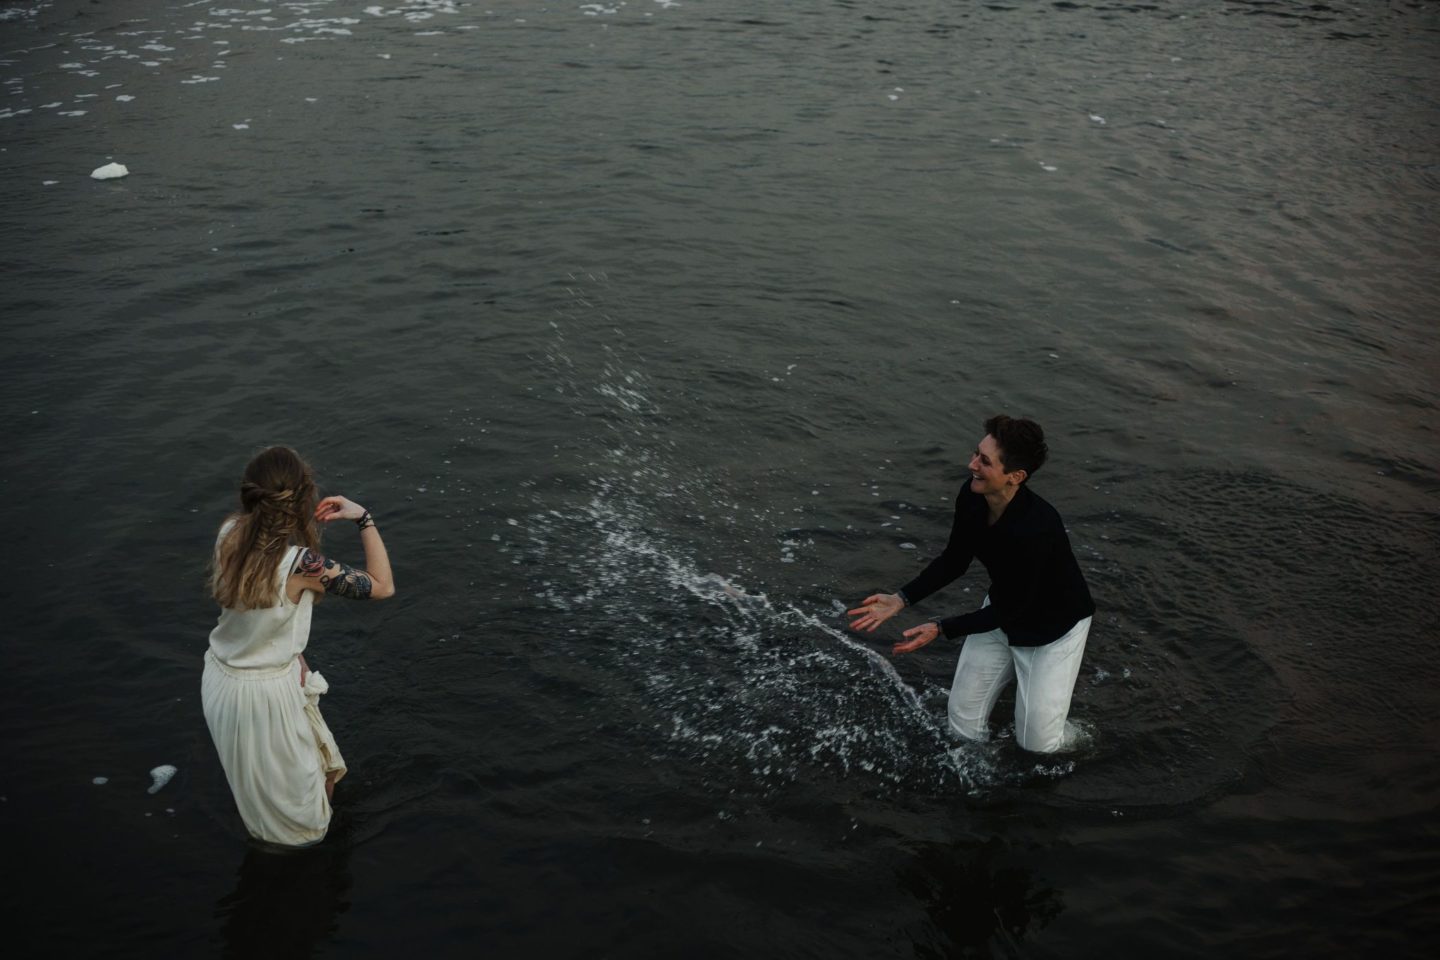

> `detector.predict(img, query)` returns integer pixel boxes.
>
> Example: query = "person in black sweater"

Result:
[849,415,1094,753]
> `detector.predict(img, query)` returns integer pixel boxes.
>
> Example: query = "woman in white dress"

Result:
[203,446,395,846]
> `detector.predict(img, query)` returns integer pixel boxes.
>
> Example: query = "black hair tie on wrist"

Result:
[355,510,374,530]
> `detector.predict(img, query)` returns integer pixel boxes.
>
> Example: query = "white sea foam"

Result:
[147,764,177,794]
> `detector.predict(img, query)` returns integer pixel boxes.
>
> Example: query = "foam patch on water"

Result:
[0,3,52,22]
[147,764,176,794]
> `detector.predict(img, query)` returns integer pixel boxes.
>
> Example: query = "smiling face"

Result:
[968,434,1026,496]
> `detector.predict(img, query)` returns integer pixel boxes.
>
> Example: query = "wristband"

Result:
[355,510,375,530]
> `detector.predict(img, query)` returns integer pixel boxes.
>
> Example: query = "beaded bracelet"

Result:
[355,510,375,531]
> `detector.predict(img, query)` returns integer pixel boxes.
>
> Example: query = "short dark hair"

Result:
[984,415,1047,481]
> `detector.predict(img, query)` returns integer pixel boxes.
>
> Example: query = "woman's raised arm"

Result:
[290,495,396,600]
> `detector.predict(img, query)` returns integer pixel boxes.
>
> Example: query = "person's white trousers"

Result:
[946,603,1091,754]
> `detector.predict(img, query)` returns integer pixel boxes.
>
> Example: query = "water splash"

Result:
[521,277,1020,795]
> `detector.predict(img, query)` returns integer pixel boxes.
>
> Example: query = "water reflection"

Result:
[901,839,1063,957]
[214,823,353,959]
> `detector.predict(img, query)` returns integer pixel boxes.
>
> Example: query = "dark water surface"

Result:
[3,0,1438,956]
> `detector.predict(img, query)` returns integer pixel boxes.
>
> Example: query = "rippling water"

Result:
[3,0,1438,956]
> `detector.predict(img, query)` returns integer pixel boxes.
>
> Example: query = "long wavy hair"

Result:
[211,446,321,610]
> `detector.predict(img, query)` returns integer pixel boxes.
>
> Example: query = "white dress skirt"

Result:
[203,538,348,846]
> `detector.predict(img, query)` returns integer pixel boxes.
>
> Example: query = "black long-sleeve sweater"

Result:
[898,481,1095,647]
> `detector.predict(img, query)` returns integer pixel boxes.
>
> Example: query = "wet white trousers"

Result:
[947,607,1091,754]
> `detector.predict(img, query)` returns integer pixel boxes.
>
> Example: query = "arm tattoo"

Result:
[295,548,327,578]
[322,559,374,600]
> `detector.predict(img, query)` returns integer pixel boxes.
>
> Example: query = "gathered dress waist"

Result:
[204,648,298,681]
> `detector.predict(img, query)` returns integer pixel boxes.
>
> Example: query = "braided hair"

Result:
[211,447,321,609]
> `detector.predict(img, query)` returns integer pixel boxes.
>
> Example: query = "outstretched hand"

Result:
[315,495,367,523]
[892,621,940,656]
[848,593,903,633]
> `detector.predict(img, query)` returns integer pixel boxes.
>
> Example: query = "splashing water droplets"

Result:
[511,277,1011,795]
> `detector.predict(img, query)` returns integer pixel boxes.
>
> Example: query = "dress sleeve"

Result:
[898,493,975,607]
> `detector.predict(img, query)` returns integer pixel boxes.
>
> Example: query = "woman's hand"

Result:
[315,495,367,523]
[848,593,904,632]
[893,621,940,655]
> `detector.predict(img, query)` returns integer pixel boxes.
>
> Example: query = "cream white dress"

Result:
[202,528,347,846]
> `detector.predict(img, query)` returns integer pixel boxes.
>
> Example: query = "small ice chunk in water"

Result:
[147,764,177,794]
[1089,114,1106,125]
[233,122,249,129]
[899,542,917,550]
[92,776,108,785]
[91,162,129,180]
[43,180,58,185]
[116,95,134,102]
[1039,162,1057,172]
